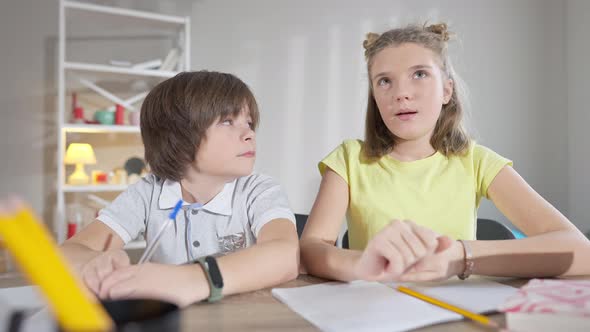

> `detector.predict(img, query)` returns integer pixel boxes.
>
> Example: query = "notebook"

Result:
[498,279,590,332]
[272,278,517,332]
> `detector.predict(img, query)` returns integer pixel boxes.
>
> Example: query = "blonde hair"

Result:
[362,23,470,159]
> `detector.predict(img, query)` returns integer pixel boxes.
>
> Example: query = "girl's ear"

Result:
[442,79,454,105]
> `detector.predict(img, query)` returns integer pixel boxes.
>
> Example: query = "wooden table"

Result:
[181,274,530,331]
[0,273,529,331]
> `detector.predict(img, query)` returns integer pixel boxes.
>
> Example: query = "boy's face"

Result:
[370,43,453,142]
[194,107,256,180]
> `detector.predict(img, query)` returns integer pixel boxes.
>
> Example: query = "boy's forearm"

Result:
[59,221,126,275]
[217,238,299,295]
[182,238,299,303]
[300,239,361,282]
[469,230,590,277]
[60,242,101,274]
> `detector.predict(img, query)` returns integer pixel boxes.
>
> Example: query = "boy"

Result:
[61,71,299,307]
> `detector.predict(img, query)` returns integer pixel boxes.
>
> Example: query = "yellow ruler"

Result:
[0,203,112,331]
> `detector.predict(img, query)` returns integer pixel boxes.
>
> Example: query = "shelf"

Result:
[65,61,178,78]
[63,184,128,193]
[56,0,190,244]
[64,1,187,25]
[63,124,140,133]
[124,240,146,250]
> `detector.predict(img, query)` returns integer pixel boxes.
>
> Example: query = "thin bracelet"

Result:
[457,240,474,280]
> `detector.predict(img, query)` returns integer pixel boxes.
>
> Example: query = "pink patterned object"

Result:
[499,279,590,316]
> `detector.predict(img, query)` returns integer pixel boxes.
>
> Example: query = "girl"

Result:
[300,23,590,283]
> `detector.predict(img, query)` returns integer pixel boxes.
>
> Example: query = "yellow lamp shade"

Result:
[64,143,96,185]
[64,143,96,165]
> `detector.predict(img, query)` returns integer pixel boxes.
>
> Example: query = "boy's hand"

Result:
[80,249,130,295]
[98,263,210,308]
[397,237,465,282]
[352,220,450,281]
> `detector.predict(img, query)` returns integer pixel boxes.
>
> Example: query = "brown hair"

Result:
[141,71,259,181]
[362,23,470,159]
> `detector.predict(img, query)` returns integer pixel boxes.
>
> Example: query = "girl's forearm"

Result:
[300,239,361,282]
[469,230,590,277]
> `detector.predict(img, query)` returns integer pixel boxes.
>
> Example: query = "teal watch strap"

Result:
[196,256,224,302]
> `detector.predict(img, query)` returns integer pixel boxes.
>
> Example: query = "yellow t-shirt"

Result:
[319,139,512,250]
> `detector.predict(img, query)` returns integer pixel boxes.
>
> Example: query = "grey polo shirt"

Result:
[97,173,296,264]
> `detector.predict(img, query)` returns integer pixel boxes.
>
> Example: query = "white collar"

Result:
[158,179,235,216]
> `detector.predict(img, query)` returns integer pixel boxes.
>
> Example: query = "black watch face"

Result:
[206,256,224,288]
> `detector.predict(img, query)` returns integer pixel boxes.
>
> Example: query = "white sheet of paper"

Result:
[272,278,517,332]
[0,286,43,309]
[0,286,54,332]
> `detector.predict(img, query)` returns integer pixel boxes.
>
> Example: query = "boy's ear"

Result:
[442,79,454,105]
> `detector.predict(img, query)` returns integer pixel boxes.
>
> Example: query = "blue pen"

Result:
[138,199,183,264]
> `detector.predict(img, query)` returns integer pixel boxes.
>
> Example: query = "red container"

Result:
[67,222,77,239]
[96,173,108,184]
[115,104,125,125]
[73,106,85,123]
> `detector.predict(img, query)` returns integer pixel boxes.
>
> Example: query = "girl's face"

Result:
[370,43,453,143]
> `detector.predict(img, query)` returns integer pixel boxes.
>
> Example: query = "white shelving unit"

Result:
[63,184,130,193]
[64,62,178,78]
[63,124,141,134]
[56,0,190,247]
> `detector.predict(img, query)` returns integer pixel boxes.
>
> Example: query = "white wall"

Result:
[0,0,586,233]
[567,0,590,233]
[0,0,59,223]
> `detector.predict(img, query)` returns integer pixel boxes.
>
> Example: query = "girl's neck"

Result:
[180,170,229,205]
[389,136,436,162]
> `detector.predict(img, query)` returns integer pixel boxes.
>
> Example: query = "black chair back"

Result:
[476,218,515,240]
[295,214,308,238]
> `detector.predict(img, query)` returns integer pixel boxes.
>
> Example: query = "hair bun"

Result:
[363,32,381,50]
[425,23,451,42]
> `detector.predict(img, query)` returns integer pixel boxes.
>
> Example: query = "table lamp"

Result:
[64,143,96,185]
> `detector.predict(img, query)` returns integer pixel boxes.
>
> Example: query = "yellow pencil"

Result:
[397,285,498,329]
[0,204,112,331]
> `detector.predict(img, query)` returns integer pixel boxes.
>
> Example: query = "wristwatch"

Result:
[195,256,224,302]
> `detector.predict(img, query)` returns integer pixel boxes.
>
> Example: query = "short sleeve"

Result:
[318,139,362,184]
[243,174,296,237]
[96,175,154,243]
[474,145,513,199]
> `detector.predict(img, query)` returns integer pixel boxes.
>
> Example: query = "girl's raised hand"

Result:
[398,236,464,282]
[353,220,451,281]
